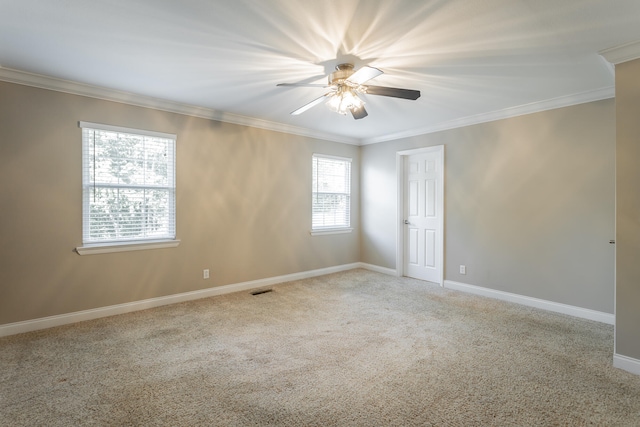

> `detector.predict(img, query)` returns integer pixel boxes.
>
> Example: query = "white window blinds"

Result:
[312,154,351,230]
[80,122,176,245]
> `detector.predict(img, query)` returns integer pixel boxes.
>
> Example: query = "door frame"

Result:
[396,145,445,285]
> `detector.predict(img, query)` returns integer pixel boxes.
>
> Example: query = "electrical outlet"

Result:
[459,265,466,275]
[203,269,210,279]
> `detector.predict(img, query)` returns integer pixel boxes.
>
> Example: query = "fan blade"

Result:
[346,66,383,85]
[364,85,421,100]
[350,105,368,120]
[290,93,332,115]
[277,83,328,88]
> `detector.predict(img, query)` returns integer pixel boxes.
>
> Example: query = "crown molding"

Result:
[0,66,617,147]
[598,54,616,79]
[361,86,615,145]
[0,67,360,145]
[600,40,640,65]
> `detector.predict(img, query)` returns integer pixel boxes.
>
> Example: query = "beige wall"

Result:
[0,82,360,325]
[615,58,640,360]
[361,100,616,313]
[0,79,622,333]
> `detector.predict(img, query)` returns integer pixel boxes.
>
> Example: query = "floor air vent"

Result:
[250,289,273,296]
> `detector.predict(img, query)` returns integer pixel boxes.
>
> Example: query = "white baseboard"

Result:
[0,263,361,337]
[358,263,397,276]
[613,354,640,376]
[3,266,613,338]
[444,280,615,325]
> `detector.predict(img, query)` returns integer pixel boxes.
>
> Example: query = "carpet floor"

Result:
[1,269,639,426]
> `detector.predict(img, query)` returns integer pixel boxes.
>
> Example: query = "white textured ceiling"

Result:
[1,0,640,144]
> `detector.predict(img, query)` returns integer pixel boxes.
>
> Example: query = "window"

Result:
[78,122,177,253]
[312,154,352,234]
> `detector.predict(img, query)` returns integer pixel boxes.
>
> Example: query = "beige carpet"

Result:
[1,269,639,426]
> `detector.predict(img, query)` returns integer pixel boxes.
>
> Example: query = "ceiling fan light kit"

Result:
[325,84,365,116]
[277,63,420,120]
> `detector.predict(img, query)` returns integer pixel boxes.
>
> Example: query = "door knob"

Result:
[404,220,410,224]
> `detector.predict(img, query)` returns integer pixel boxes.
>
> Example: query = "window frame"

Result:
[75,121,179,255]
[311,153,353,236]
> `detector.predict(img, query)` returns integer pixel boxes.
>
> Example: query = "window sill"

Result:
[75,239,180,255]
[310,228,353,236]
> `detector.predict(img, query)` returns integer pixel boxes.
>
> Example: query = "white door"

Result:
[403,148,443,283]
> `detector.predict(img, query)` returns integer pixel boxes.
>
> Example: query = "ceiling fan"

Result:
[277,63,420,120]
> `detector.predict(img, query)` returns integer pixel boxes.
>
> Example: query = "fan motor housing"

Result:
[329,63,355,85]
